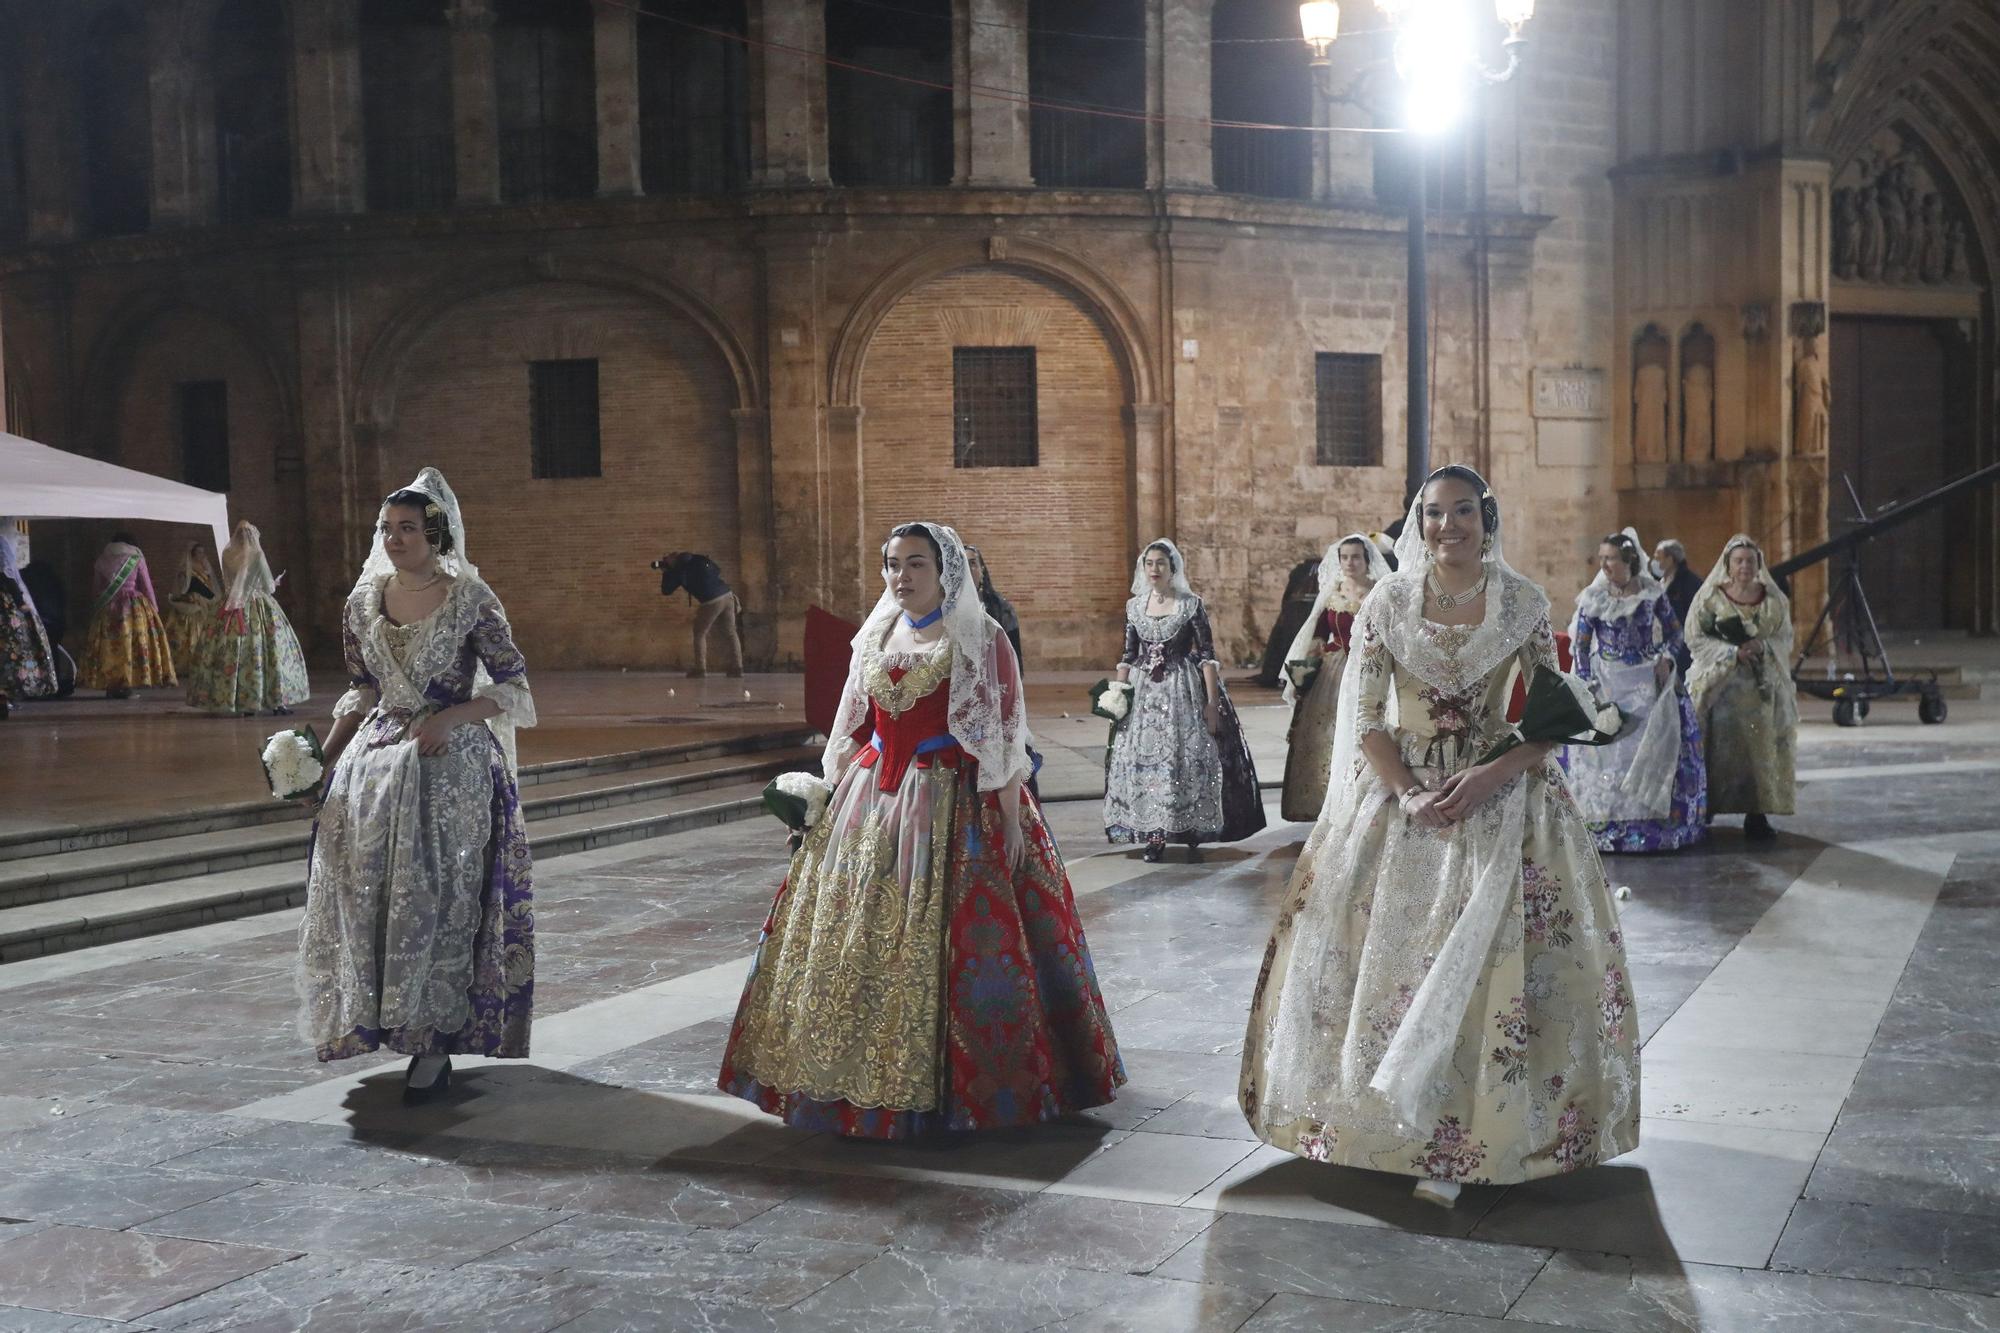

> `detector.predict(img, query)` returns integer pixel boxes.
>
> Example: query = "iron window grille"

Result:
[1315,352,1383,467]
[530,359,602,479]
[952,347,1039,469]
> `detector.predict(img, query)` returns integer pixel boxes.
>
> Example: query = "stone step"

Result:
[0,726,818,864]
[0,778,783,964]
[0,747,818,912]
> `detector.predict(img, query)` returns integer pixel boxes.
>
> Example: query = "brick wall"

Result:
[376,279,739,670]
[857,264,1132,669]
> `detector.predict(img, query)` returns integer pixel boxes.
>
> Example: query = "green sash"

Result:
[91,552,141,618]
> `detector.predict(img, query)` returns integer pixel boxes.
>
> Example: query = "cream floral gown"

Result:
[1240,569,1640,1184]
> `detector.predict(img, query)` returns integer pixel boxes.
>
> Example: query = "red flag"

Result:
[804,604,860,736]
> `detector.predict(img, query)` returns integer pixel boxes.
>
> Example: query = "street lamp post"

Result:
[1299,0,1535,503]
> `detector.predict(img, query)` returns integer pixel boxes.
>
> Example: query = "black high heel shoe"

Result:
[1142,842,1164,864]
[402,1056,453,1106]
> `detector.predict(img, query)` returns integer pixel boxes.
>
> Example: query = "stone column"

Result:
[1147,0,1213,190]
[22,25,80,244]
[447,0,502,205]
[731,406,777,665]
[592,0,643,197]
[291,0,366,215]
[821,403,867,613]
[759,226,834,660]
[1126,403,1168,550]
[749,0,829,187]
[954,0,1031,186]
[148,3,219,228]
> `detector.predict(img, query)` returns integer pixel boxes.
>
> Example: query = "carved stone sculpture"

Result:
[1879,184,1909,283]
[1833,189,1860,279]
[1792,336,1830,459]
[1682,360,1714,463]
[1856,187,1884,281]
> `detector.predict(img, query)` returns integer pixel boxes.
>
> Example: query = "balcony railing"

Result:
[365,132,456,212]
[501,124,598,204]
[639,115,750,196]
[1031,107,1144,189]
[1212,125,1313,202]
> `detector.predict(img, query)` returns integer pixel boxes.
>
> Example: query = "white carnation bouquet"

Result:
[261,725,326,802]
[1088,678,1134,723]
[762,769,832,837]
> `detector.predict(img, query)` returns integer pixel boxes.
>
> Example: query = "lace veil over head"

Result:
[222,520,280,611]
[1129,538,1195,598]
[1575,525,1664,624]
[1281,532,1392,704]
[1685,533,1797,718]
[823,521,1033,793]
[354,466,480,597]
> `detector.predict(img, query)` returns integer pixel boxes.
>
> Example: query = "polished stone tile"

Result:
[1692,946,1906,1005]
[1507,1248,2000,1332]
[0,1156,252,1229]
[1239,1294,1597,1332]
[1806,1112,2000,1219]
[1139,1093,1263,1142]
[1640,1046,1862,1135]
[1034,1275,1270,1332]
[1153,1211,1549,1318]
[142,1255,598,1332]
[1773,1197,2000,1295]
[139,1179,565,1266]
[766,1123,1121,1193]
[0,1223,291,1321]
[0,1305,135,1331]
[1184,1147,1495,1238]
[1640,991,1887,1060]
[0,1103,261,1168]
[157,1120,442,1189]
[1045,1131,1259,1206]
[533,1287,795,1333]
[1469,1118,1820,1268]
[377,1140,800,1228]
[475,1216,880,1301]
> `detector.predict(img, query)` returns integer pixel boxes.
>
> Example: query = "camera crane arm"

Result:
[1770,458,2000,584]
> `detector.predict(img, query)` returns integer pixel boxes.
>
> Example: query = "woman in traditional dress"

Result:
[0,525,57,705]
[1104,539,1266,862]
[964,543,1023,668]
[163,541,220,669]
[1279,533,1388,821]
[1686,535,1796,840]
[76,534,176,698]
[719,521,1124,1138]
[1565,529,1706,853]
[185,522,310,716]
[1240,466,1639,1208]
[297,469,536,1104]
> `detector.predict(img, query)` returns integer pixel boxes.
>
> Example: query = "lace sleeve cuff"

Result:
[822,736,860,784]
[476,675,537,729]
[332,685,378,720]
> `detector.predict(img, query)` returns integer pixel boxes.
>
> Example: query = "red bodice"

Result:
[1322,608,1356,653]
[851,666,961,791]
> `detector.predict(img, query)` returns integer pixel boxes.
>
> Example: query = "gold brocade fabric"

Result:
[861,637,952,716]
[726,753,961,1111]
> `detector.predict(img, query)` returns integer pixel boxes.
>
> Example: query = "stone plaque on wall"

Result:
[1532,367,1609,420]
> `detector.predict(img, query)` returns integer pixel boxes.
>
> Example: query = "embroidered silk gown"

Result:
[1687,584,1796,817]
[1241,573,1640,1184]
[76,543,177,691]
[185,550,310,714]
[1280,599,1358,821]
[296,574,536,1062]
[0,561,57,701]
[1566,583,1707,852]
[720,633,1125,1138]
[1104,595,1266,845]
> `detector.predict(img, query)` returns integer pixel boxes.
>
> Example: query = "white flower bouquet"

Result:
[1089,678,1134,723]
[261,725,325,802]
[762,769,832,835]
[1283,658,1320,692]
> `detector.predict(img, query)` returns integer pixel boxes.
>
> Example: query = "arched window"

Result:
[214,0,293,223]
[360,0,454,210]
[1029,0,1144,188]
[80,4,152,236]
[1211,0,1312,200]
[495,0,597,202]
[637,0,749,195]
[827,0,952,187]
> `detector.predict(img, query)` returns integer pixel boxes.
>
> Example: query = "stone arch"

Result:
[827,236,1157,409]
[353,255,759,432]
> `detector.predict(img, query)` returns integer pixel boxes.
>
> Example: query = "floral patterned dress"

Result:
[0,569,57,701]
[720,632,1126,1138]
[76,544,177,691]
[1241,571,1639,1185]
[1566,582,1707,852]
[184,554,310,715]
[296,574,536,1063]
[1281,601,1358,821]
[1687,583,1796,816]
[1104,595,1266,845]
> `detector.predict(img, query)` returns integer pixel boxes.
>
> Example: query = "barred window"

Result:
[177,380,231,492]
[529,359,601,479]
[952,347,1039,469]
[1315,352,1383,467]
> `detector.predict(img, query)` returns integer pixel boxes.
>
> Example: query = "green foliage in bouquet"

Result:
[1699,611,1755,646]
[1478,666,1624,766]
[1088,677,1134,725]
[1284,658,1320,693]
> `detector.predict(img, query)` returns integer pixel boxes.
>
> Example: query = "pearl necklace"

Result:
[1427,568,1487,611]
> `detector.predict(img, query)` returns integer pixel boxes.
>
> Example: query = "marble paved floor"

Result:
[0,702,1997,1330]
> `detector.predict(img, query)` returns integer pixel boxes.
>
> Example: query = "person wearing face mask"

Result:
[1566,529,1707,853]
[1240,465,1639,1209]
[1685,535,1796,840]
[1652,539,1701,671]
[1103,539,1266,862]
[296,469,537,1106]
[719,521,1124,1138]
[1279,533,1389,821]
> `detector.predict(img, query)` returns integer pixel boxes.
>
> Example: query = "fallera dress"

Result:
[1686,555,1796,817]
[76,542,177,691]
[185,534,310,714]
[1281,597,1358,822]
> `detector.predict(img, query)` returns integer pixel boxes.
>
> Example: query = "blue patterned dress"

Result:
[1567,584,1706,853]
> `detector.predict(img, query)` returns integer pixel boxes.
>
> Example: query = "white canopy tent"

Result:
[1,432,230,556]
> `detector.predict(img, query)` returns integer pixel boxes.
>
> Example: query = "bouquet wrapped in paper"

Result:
[1088,678,1134,723]
[1283,658,1319,693]
[1699,610,1755,646]
[762,770,832,834]
[1479,665,1623,766]
[262,725,326,802]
